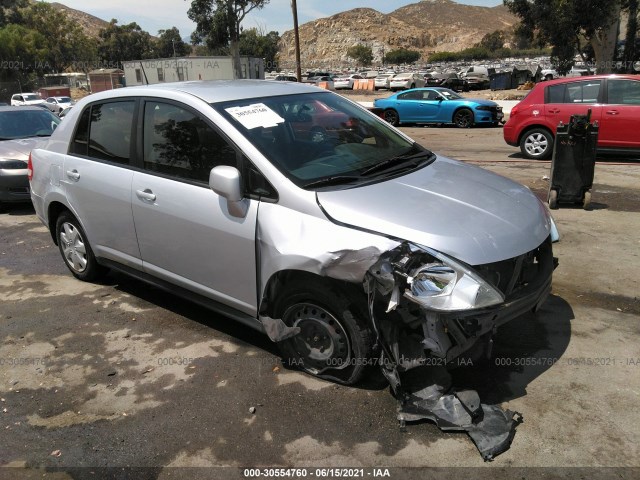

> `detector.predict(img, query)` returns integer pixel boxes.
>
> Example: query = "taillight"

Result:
[510,103,520,117]
[27,153,33,181]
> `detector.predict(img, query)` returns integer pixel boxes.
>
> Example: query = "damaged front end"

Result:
[364,238,555,460]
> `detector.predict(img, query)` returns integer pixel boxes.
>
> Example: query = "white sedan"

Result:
[334,74,363,90]
[389,73,426,91]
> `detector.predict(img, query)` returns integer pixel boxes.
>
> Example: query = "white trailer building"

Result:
[122,56,265,86]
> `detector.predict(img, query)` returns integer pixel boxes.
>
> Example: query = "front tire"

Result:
[383,109,400,126]
[453,108,474,128]
[520,128,554,160]
[274,280,373,385]
[56,212,105,281]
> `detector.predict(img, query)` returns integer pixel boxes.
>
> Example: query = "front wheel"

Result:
[453,108,474,128]
[56,212,106,281]
[520,128,554,160]
[274,281,372,385]
[383,109,400,127]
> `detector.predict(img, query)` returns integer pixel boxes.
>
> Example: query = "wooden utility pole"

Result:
[291,0,302,81]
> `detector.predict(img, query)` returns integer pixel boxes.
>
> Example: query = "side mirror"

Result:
[209,166,248,218]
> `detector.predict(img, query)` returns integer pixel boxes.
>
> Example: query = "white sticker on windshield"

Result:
[225,103,284,130]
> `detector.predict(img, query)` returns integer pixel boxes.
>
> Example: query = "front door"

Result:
[131,100,258,315]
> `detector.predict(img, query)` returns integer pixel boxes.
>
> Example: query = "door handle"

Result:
[548,109,561,114]
[135,189,156,202]
[606,110,619,115]
[66,169,80,180]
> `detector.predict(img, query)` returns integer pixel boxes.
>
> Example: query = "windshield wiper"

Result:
[301,175,363,189]
[361,149,435,177]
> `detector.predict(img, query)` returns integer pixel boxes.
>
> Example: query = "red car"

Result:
[504,74,640,159]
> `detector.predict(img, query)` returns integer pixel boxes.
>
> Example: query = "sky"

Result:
[44,0,502,39]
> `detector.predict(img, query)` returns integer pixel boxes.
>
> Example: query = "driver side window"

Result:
[143,101,237,183]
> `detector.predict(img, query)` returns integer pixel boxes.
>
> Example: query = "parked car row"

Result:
[10,93,75,117]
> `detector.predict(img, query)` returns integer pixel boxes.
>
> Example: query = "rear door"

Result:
[62,100,141,269]
[131,99,259,315]
[544,79,603,132]
[599,78,640,148]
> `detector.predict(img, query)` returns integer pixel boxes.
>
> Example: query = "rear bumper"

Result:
[503,123,519,146]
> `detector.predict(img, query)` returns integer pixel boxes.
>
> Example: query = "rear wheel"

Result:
[383,109,400,126]
[520,128,554,160]
[275,280,372,385]
[55,212,106,281]
[453,108,474,128]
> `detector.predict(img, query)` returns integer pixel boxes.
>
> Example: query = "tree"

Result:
[0,23,48,79]
[346,44,373,66]
[622,0,639,72]
[477,30,506,51]
[188,0,270,78]
[155,27,190,58]
[0,0,28,27]
[384,48,421,65]
[16,2,96,72]
[98,20,154,66]
[504,0,623,74]
[239,28,280,71]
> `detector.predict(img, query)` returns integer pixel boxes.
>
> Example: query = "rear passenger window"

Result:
[143,101,237,183]
[88,101,135,164]
[547,81,601,104]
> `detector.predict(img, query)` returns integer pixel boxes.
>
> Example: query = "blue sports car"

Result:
[373,87,503,128]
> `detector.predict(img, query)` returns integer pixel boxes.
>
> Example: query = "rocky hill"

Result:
[50,2,110,38]
[278,0,519,68]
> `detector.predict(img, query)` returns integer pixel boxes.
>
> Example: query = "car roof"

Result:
[541,74,639,86]
[85,80,323,104]
[0,106,51,112]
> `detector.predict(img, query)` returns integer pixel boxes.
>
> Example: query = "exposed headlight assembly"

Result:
[404,246,504,312]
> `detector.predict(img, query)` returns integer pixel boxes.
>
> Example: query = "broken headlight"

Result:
[404,247,504,312]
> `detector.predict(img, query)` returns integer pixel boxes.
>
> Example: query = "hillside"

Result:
[50,2,110,39]
[278,0,519,68]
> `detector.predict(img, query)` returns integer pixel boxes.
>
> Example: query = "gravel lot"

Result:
[1,105,639,479]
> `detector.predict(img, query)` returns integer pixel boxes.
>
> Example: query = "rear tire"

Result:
[274,280,372,385]
[55,212,106,281]
[383,109,400,127]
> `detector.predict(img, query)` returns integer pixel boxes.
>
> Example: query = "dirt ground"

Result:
[1,117,639,479]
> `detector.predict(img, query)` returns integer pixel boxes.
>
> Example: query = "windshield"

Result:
[439,89,463,100]
[214,92,433,189]
[57,97,72,103]
[23,94,40,101]
[0,109,61,140]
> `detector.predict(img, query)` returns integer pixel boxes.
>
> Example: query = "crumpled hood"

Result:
[0,138,39,159]
[316,156,551,266]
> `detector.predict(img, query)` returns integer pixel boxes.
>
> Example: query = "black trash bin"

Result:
[548,110,598,210]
